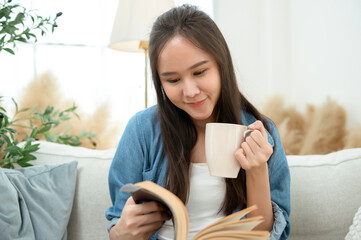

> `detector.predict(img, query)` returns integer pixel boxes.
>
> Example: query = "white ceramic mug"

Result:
[205,123,252,178]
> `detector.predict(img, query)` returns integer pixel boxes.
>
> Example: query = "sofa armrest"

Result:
[287,148,361,240]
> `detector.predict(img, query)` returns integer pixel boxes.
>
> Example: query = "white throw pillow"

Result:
[287,148,361,240]
[345,205,361,240]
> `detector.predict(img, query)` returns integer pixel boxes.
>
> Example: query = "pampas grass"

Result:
[262,95,356,155]
[299,98,346,154]
[68,103,121,149]
[262,95,305,155]
[14,72,121,149]
[18,72,71,110]
[13,72,73,142]
[344,126,361,149]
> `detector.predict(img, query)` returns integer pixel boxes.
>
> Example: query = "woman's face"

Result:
[158,35,221,126]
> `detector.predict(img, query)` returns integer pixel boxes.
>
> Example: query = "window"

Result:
[0,0,213,129]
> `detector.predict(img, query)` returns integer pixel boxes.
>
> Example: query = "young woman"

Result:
[106,4,290,240]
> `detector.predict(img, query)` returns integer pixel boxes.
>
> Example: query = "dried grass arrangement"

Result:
[262,95,361,155]
[15,72,121,149]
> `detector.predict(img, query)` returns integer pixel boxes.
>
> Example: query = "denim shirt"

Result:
[106,106,291,239]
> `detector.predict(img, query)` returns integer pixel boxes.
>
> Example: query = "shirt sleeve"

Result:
[266,119,291,239]
[105,113,146,230]
[270,201,288,239]
[106,217,119,233]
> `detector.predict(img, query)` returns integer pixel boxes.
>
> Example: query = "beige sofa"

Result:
[29,141,361,240]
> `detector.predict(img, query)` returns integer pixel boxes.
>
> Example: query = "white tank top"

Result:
[157,163,226,240]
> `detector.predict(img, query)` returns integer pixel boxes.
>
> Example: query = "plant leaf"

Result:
[17,107,30,113]
[4,48,14,54]
[0,133,11,144]
[17,161,33,167]
[16,37,27,43]
[11,97,18,113]
[4,144,21,155]
[30,127,37,138]
[18,154,36,162]
[3,114,9,127]
[44,106,54,115]
[3,163,14,169]
[23,143,40,152]
[64,105,77,112]
[37,125,51,134]
[44,134,57,142]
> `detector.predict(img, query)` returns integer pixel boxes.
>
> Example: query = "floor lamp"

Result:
[108,0,175,108]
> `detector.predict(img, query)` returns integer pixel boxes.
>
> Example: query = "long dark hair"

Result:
[149,4,270,214]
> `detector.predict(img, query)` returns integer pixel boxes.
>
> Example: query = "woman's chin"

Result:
[189,112,214,123]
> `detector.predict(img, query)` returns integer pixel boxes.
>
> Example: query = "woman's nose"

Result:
[183,78,200,98]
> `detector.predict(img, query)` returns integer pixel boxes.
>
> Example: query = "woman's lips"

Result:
[187,99,206,107]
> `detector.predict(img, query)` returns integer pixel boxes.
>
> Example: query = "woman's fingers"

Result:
[131,200,167,215]
[241,140,255,158]
[125,199,171,224]
[125,209,170,232]
[144,210,171,225]
[113,197,171,240]
[245,130,262,151]
[235,121,273,171]
[235,148,250,170]
[248,120,267,138]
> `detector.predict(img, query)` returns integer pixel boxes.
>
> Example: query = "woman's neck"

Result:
[190,111,217,163]
[192,111,217,131]
[190,123,207,163]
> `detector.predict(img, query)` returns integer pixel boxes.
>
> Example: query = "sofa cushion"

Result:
[287,148,361,240]
[0,161,77,240]
[30,141,116,240]
[345,205,361,239]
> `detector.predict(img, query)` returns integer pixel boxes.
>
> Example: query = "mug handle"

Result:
[243,129,253,139]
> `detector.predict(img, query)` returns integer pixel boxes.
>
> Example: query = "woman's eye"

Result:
[167,78,180,83]
[194,69,207,76]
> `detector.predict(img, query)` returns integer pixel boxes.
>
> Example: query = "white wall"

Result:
[214,0,361,127]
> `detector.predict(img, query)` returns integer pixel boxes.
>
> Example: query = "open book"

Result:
[120,181,270,240]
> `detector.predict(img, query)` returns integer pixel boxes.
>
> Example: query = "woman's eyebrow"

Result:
[188,60,209,70]
[160,60,209,77]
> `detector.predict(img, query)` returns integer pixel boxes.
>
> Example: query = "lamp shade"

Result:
[109,0,175,52]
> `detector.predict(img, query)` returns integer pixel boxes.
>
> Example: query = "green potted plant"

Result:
[0,97,96,168]
[0,0,96,168]
[0,0,61,54]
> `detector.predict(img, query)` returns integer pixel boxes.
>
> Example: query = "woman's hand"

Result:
[235,120,273,173]
[109,197,171,240]
[235,120,275,231]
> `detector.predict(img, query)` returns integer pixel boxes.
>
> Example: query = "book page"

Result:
[193,205,260,239]
[194,230,270,240]
[194,216,264,239]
